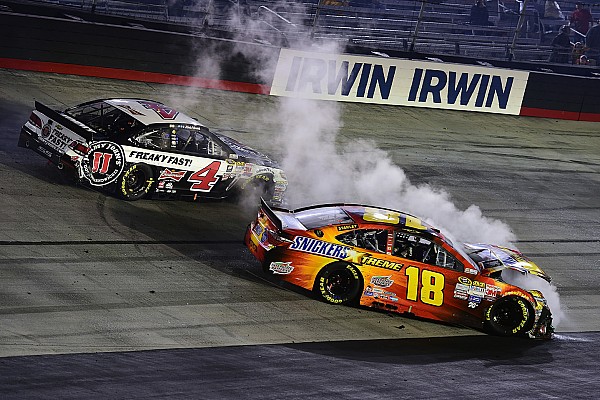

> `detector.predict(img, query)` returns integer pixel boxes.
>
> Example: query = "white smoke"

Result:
[186,1,565,327]
[271,94,516,246]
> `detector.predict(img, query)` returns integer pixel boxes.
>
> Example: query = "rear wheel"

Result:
[484,296,534,337]
[314,263,362,306]
[118,163,154,201]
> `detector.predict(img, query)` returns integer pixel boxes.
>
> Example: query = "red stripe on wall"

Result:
[0,58,271,95]
[519,107,581,120]
[518,106,600,122]
[577,112,600,123]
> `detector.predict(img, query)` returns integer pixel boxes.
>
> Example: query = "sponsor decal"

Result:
[454,278,501,302]
[271,49,528,115]
[464,267,478,275]
[269,261,294,275]
[158,168,186,181]
[79,141,125,186]
[370,275,394,288]
[41,121,52,137]
[252,223,269,244]
[361,255,404,271]
[484,284,502,300]
[37,146,53,159]
[468,295,482,309]
[453,283,470,300]
[336,224,358,231]
[127,150,193,168]
[39,121,73,152]
[458,276,472,285]
[289,236,350,259]
[364,285,398,301]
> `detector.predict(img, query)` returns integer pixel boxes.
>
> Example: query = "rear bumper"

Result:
[19,127,75,170]
[243,222,269,263]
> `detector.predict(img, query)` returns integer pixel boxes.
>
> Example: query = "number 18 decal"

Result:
[405,266,445,306]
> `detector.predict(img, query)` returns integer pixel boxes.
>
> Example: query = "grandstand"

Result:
[3,0,600,65]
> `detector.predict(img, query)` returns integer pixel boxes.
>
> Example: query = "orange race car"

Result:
[244,199,554,339]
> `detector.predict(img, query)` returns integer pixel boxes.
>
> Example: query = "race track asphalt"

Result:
[0,69,599,399]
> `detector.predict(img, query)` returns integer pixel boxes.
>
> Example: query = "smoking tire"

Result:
[242,174,275,204]
[484,296,534,337]
[118,163,155,201]
[314,262,362,306]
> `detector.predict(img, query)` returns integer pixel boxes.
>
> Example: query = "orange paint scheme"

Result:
[244,200,554,339]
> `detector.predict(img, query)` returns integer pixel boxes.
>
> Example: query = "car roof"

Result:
[279,203,442,237]
[104,99,205,128]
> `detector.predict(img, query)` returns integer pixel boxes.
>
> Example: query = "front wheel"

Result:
[243,174,274,203]
[314,263,362,306]
[117,163,154,201]
[484,296,534,337]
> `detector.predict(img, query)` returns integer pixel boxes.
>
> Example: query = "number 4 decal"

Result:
[405,266,445,306]
[188,161,221,191]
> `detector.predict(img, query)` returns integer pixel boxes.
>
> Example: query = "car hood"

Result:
[216,133,278,167]
[463,243,551,282]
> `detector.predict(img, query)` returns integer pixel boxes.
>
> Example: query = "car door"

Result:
[132,126,232,197]
[389,229,467,322]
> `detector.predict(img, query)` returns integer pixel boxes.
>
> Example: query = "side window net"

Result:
[393,231,463,271]
[336,229,388,253]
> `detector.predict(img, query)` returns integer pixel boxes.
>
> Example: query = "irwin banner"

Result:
[270,49,529,115]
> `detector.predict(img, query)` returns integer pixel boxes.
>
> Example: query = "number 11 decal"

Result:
[189,161,221,191]
[405,266,445,306]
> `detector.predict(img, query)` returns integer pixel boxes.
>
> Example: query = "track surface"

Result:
[1,69,599,398]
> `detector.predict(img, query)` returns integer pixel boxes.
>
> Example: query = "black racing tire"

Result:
[117,163,155,201]
[241,174,275,204]
[314,262,362,306]
[484,296,535,337]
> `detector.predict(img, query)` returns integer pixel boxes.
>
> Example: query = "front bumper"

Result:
[529,306,554,339]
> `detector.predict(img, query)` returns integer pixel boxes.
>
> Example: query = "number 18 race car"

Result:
[245,199,554,339]
[18,98,287,204]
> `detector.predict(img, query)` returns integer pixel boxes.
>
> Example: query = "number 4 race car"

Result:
[18,99,287,204]
[244,199,555,339]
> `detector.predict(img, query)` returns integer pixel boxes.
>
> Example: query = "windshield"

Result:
[464,244,502,269]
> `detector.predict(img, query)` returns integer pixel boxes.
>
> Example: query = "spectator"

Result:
[585,18,600,61]
[572,41,586,63]
[549,25,573,63]
[470,0,493,26]
[570,2,593,36]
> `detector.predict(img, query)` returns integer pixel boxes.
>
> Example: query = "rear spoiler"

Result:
[260,197,288,231]
[35,101,95,141]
